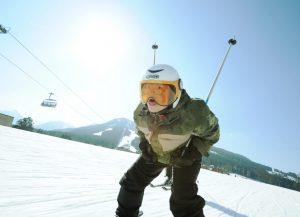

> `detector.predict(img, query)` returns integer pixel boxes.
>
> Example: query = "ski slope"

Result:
[0,126,299,217]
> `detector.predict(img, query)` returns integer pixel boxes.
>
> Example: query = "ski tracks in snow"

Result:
[234,189,253,216]
[270,196,287,217]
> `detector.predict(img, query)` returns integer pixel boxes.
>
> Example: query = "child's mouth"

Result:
[147,98,157,106]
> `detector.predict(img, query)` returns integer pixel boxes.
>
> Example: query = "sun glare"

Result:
[74,18,127,72]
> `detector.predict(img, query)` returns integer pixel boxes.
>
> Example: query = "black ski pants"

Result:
[116,156,205,217]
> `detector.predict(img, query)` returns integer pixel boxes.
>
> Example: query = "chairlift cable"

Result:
[6,30,105,121]
[0,52,51,93]
[54,95,96,123]
[0,52,96,123]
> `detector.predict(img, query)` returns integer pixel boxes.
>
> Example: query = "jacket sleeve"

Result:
[136,128,147,143]
[192,102,220,157]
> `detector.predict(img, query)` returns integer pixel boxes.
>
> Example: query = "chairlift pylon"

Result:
[41,92,57,108]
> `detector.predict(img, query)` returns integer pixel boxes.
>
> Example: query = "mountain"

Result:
[35,121,74,131]
[0,110,23,124]
[204,146,272,173]
[1,125,300,217]
[203,147,299,190]
[51,118,140,152]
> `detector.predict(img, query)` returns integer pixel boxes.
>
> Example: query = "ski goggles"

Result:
[140,80,181,106]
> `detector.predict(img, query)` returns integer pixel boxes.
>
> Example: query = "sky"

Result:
[1,0,300,173]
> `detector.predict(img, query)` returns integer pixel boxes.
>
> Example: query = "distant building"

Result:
[0,113,14,127]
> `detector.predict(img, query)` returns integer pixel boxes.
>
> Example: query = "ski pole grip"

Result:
[228,38,237,45]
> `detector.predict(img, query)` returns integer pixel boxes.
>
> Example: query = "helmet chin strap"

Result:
[172,91,182,108]
[171,79,183,108]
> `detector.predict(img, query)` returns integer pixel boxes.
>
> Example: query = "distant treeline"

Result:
[202,148,300,192]
[35,129,117,149]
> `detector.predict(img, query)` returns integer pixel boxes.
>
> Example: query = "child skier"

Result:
[115,64,220,217]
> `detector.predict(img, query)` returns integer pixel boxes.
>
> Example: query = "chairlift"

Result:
[41,93,57,108]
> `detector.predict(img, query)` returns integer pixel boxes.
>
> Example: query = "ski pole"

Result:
[205,38,237,104]
[180,38,237,158]
[152,43,158,65]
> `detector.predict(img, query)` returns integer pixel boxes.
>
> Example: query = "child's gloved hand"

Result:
[139,141,157,164]
[172,145,202,167]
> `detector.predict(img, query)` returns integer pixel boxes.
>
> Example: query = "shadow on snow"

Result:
[206,201,248,217]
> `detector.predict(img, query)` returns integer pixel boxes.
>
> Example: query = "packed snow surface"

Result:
[1,126,299,217]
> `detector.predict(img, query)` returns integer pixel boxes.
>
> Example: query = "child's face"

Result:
[147,98,167,113]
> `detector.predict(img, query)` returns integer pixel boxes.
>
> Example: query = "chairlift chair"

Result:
[41,93,57,108]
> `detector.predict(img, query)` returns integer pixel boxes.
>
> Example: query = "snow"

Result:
[286,176,298,182]
[93,128,112,136]
[210,150,218,155]
[1,125,300,217]
[267,171,298,182]
[117,129,138,152]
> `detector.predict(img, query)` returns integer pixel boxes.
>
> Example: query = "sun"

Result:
[74,17,127,71]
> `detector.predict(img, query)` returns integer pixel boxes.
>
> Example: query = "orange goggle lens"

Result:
[141,83,177,106]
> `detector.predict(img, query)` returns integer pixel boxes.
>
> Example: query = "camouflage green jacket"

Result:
[134,89,220,165]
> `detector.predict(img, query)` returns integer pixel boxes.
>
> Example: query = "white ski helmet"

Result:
[140,64,183,107]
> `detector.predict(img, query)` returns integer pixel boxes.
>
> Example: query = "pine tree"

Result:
[13,117,34,131]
